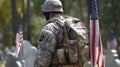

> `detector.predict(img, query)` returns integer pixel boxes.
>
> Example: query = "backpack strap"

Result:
[48,17,70,65]
[48,18,69,47]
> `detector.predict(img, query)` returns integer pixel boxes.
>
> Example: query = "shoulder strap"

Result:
[48,18,69,47]
[48,18,65,26]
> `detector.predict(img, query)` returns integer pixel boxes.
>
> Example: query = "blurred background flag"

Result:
[110,35,118,50]
[15,21,23,57]
[89,0,105,67]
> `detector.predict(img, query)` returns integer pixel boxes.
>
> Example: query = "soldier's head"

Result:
[42,0,63,20]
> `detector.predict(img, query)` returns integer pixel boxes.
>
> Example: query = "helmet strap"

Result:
[43,12,50,20]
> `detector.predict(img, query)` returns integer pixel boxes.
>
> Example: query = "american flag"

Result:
[15,21,23,57]
[89,0,104,67]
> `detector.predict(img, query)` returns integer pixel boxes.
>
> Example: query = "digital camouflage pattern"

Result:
[41,0,63,12]
[34,15,89,67]
[34,15,65,67]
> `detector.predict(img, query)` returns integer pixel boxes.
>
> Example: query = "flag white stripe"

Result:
[95,20,99,65]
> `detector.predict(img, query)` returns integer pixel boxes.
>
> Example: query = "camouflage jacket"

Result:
[34,15,89,67]
[34,15,65,67]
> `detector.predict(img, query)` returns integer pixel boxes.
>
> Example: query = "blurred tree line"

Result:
[0,0,120,50]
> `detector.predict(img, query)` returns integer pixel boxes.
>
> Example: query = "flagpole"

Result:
[21,13,25,67]
[21,0,26,66]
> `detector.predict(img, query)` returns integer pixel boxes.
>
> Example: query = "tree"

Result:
[11,0,17,45]
[27,0,32,42]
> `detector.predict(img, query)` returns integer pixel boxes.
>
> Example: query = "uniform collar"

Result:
[47,15,65,23]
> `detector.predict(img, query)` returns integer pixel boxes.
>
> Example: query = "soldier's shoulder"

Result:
[40,22,59,35]
[44,22,58,30]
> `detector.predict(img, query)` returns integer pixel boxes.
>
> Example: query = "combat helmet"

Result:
[42,0,63,12]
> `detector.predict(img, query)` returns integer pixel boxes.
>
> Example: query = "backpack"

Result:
[65,16,89,62]
[64,17,88,47]
[50,16,89,66]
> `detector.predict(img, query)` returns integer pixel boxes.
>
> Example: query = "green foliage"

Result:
[30,15,46,46]
[32,0,44,16]
[32,15,46,37]
[0,0,12,28]
[0,0,120,49]
[0,21,13,49]
[99,0,120,48]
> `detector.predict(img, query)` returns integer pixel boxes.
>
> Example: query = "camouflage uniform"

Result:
[34,16,89,67]
[34,15,65,67]
[34,0,89,67]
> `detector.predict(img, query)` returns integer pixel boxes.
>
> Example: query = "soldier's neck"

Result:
[49,13,60,19]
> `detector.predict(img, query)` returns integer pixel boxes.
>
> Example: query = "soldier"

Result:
[34,0,89,67]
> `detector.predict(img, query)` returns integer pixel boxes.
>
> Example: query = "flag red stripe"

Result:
[91,20,96,66]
